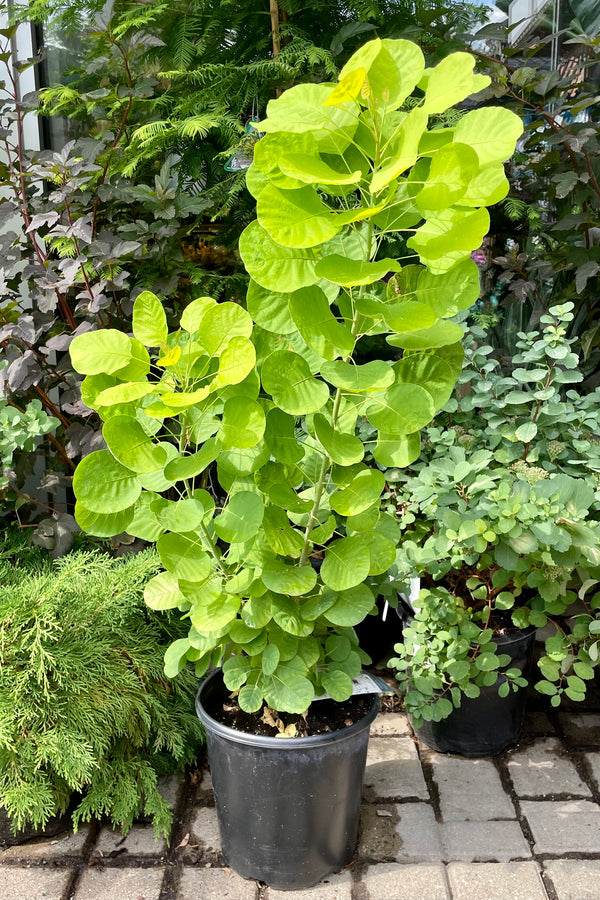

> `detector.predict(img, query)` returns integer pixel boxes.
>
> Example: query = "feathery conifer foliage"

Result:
[0,544,203,839]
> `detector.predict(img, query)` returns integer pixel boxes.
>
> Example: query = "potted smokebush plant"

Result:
[387,305,600,756]
[69,38,522,889]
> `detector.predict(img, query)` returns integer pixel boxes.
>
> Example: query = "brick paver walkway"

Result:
[2,705,600,900]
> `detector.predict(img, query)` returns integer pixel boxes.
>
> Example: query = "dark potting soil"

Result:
[210,690,377,738]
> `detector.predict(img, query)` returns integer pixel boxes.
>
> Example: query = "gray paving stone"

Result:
[447,862,548,900]
[0,824,89,859]
[74,866,164,900]
[267,870,352,899]
[157,773,184,809]
[442,820,531,862]
[0,865,72,900]
[521,800,600,854]
[583,751,600,791]
[199,768,213,792]
[363,737,429,800]
[544,859,600,900]
[360,863,449,900]
[94,824,167,857]
[359,802,442,862]
[506,738,591,798]
[190,806,222,851]
[178,866,256,899]
[557,712,600,745]
[370,714,410,736]
[429,754,515,821]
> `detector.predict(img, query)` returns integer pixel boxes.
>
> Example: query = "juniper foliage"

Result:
[0,545,203,839]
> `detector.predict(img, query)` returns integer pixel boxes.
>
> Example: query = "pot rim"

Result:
[196,669,380,749]
[484,624,536,647]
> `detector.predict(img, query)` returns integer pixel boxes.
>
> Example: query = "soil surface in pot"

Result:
[210,690,377,738]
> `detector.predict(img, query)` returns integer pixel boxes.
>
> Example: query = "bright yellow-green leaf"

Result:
[421,52,490,115]
[103,415,168,473]
[289,286,354,360]
[366,383,435,434]
[373,431,421,467]
[70,329,135,376]
[157,345,182,367]
[416,259,480,318]
[95,380,155,406]
[247,280,296,334]
[74,500,135,538]
[387,319,464,350]
[453,106,523,167]
[219,396,266,449]
[313,413,364,466]
[315,254,401,286]
[239,221,321,292]
[320,359,395,392]
[257,183,342,249]
[144,570,185,610]
[132,290,168,347]
[330,468,385,516]
[371,108,428,193]
[340,38,425,109]
[262,350,329,415]
[73,449,141,514]
[323,67,367,105]
[180,296,217,333]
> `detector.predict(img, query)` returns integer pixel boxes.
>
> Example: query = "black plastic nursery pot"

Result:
[415,626,536,758]
[196,670,379,890]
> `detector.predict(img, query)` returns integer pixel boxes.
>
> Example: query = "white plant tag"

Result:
[312,671,393,702]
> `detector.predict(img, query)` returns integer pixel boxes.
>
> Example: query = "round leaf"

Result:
[247,280,296,335]
[157,531,212,582]
[262,350,329,415]
[340,38,425,110]
[453,106,523,167]
[144,570,185,610]
[330,469,385,516]
[289,286,354,360]
[73,449,141,514]
[366,383,435,434]
[219,397,266,449]
[313,413,364,466]
[70,329,135,376]
[214,491,264,543]
[262,558,317,596]
[321,536,371,591]
[74,500,135,537]
[258,183,342,248]
[315,254,400,287]
[103,416,168,473]
[132,290,168,347]
[324,583,376,626]
[373,431,421,467]
[239,220,320,292]
[421,53,490,115]
[387,320,464,350]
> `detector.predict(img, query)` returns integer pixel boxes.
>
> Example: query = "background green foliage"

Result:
[0,543,203,838]
[385,305,600,722]
[473,29,600,379]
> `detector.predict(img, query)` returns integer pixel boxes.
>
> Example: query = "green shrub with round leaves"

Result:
[70,38,522,715]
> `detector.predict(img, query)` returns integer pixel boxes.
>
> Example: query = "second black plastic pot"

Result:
[414,626,536,757]
[196,671,379,890]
